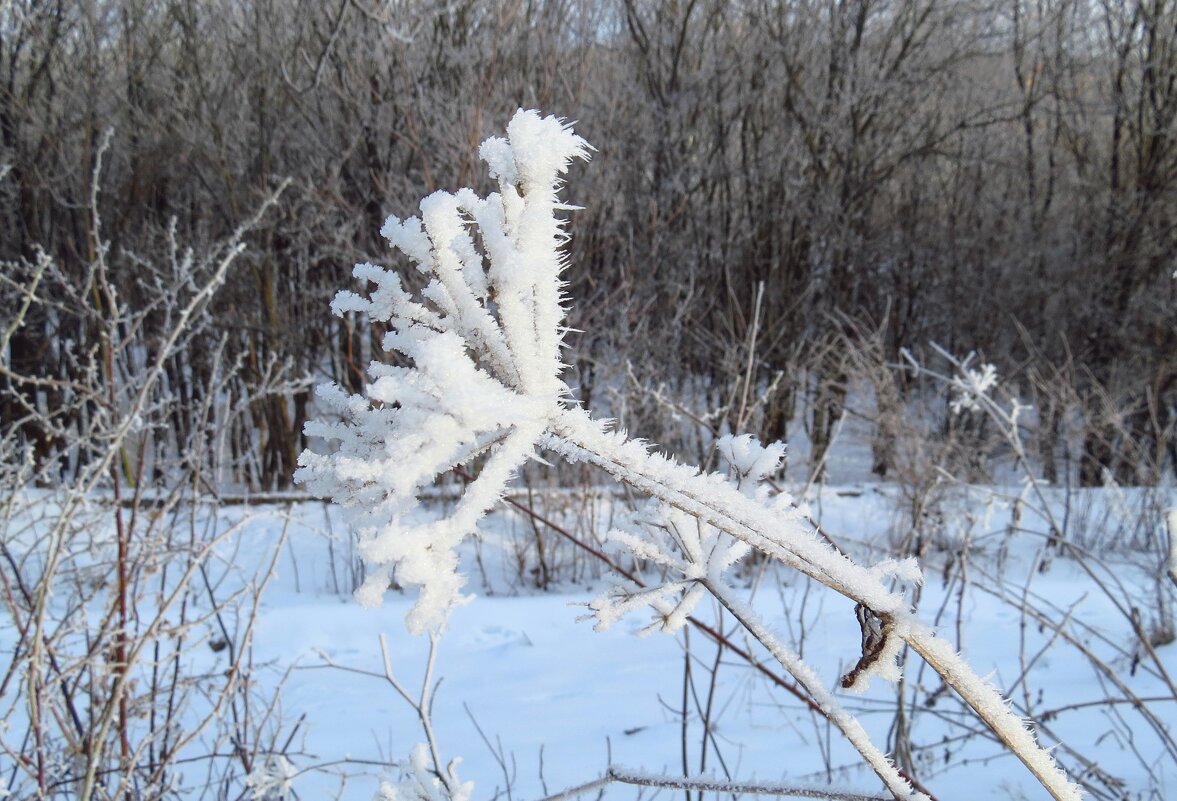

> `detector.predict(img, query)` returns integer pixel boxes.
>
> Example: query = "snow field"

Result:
[211,485,1174,800]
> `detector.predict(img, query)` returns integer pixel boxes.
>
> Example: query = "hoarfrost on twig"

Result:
[299,109,1085,801]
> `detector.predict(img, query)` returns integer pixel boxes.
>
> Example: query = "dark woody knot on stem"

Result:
[841,603,895,691]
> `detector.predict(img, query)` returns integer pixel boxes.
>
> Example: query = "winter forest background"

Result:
[4,0,1176,487]
[2,2,1176,801]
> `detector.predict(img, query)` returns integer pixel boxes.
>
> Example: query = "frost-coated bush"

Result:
[297,110,1084,801]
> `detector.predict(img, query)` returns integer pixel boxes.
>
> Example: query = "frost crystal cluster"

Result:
[374,744,472,801]
[296,110,588,633]
[588,435,774,635]
[949,361,998,415]
[298,110,1084,801]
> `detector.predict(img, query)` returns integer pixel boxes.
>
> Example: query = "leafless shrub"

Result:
[0,147,297,800]
[897,348,1177,800]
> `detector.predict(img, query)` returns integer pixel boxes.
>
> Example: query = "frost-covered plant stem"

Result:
[536,768,896,801]
[702,578,913,800]
[299,111,1083,801]
[544,409,1080,801]
[379,632,456,797]
[604,768,891,801]
[1167,510,1177,589]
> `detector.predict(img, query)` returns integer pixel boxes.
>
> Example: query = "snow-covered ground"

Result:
[1,476,1172,800]
[190,480,1176,801]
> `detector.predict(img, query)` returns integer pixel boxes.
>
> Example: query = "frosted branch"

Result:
[299,110,1084,801]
